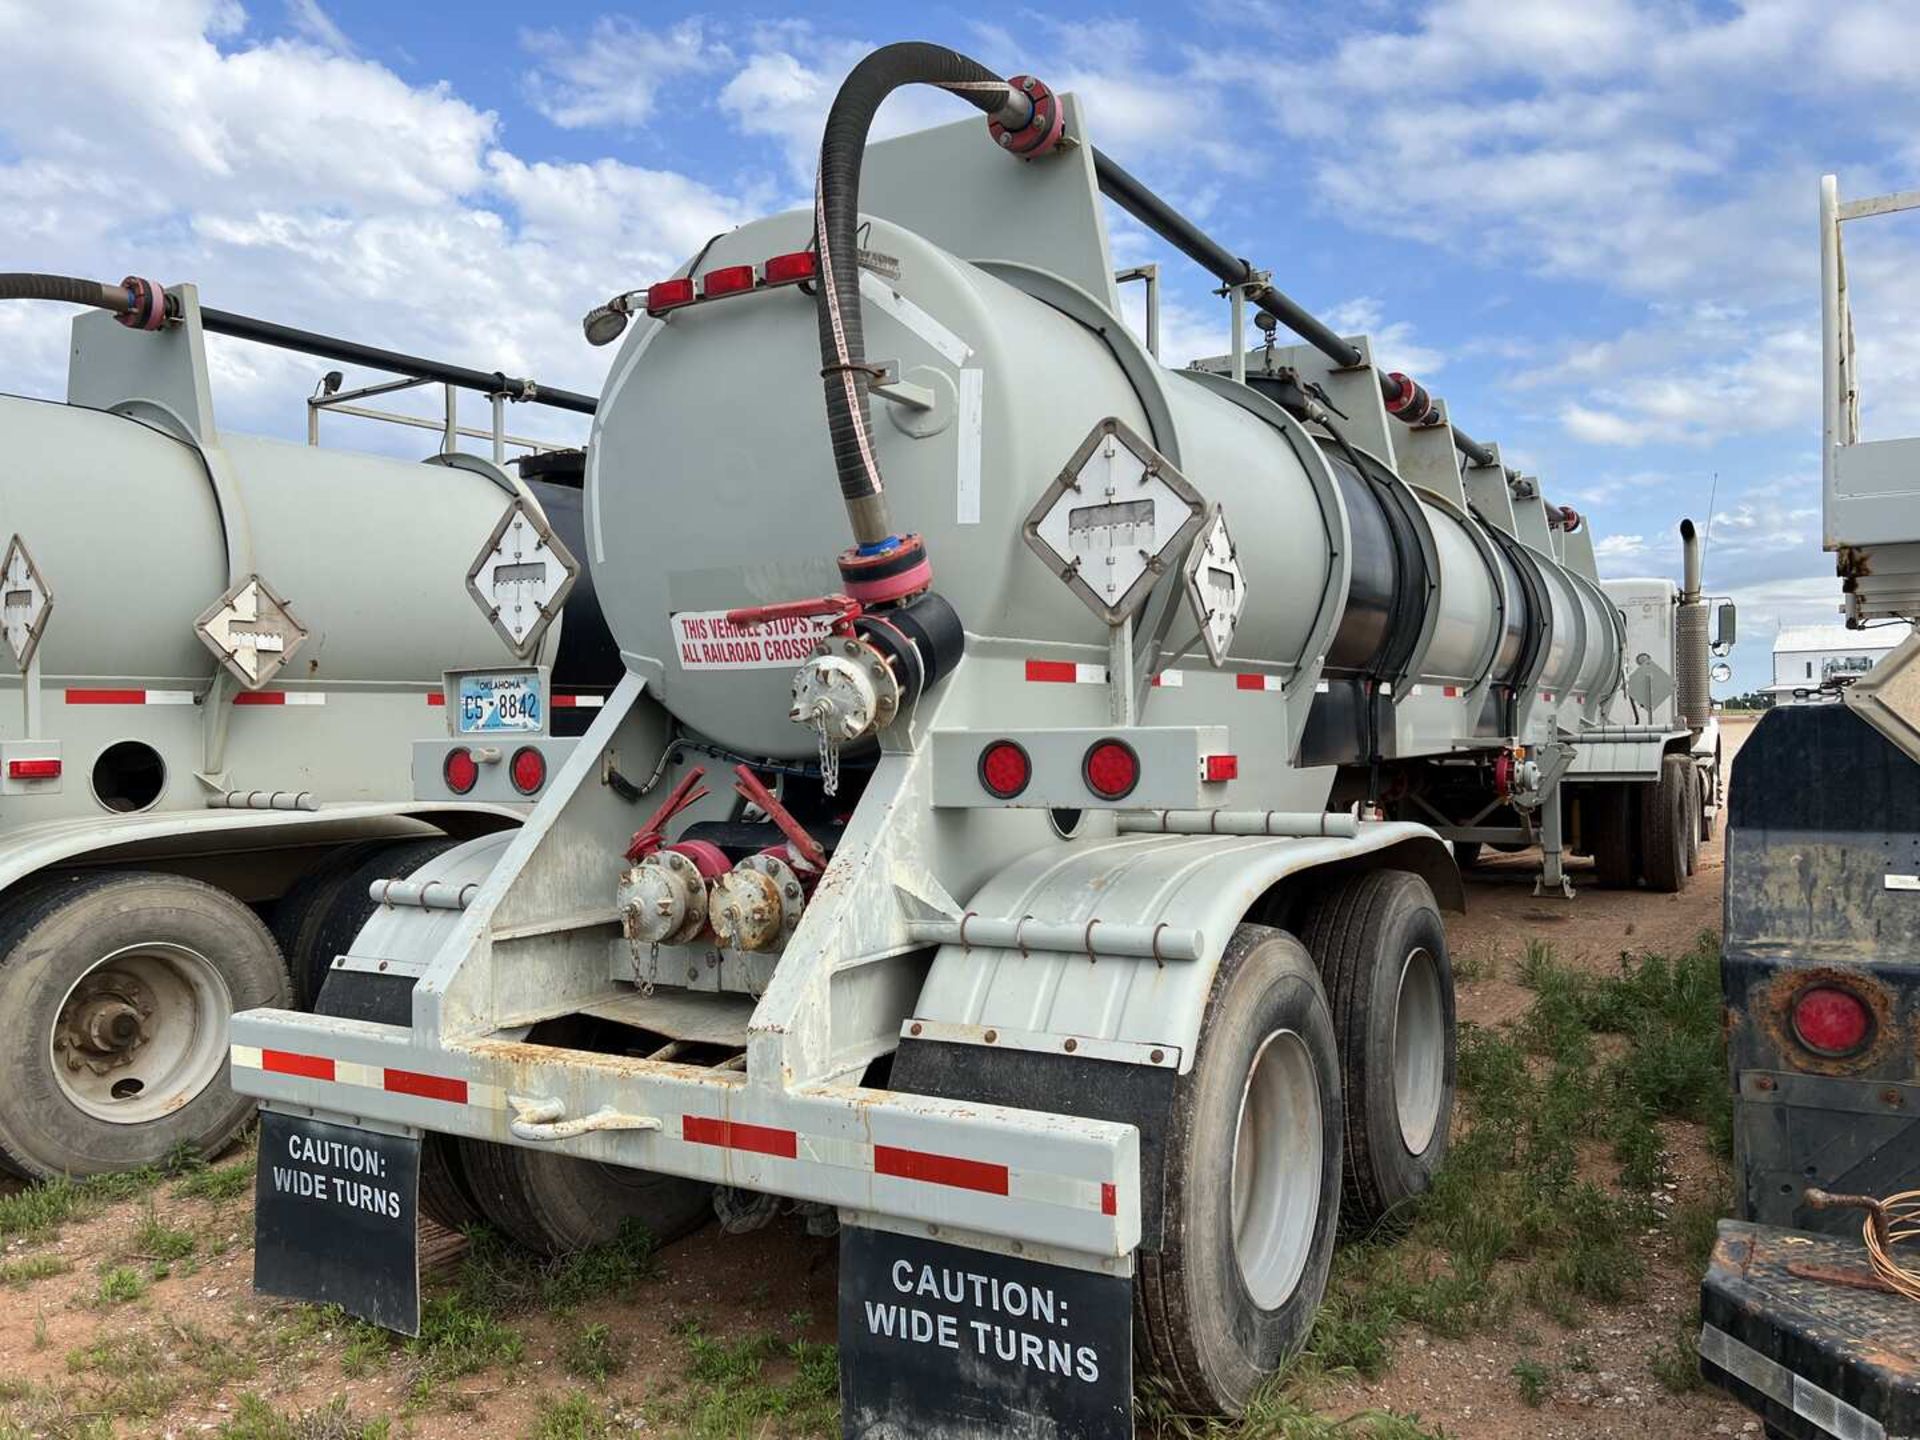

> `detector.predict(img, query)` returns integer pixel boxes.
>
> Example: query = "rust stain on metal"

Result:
[1757,965,1896,1076]
[1786,1259,1897,1295]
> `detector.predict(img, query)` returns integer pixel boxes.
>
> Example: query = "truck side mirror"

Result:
[1712,601,1736,653]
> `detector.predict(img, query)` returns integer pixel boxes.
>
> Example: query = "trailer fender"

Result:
[905,821,1455,1075]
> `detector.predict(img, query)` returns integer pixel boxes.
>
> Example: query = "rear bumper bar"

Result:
[230,1007,1141,1262]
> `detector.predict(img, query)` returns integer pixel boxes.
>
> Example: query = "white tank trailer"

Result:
[0,279,619,1179]
[230,43,1728,1433]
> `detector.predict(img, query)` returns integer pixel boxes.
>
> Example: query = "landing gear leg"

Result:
[1532,785,1575,899]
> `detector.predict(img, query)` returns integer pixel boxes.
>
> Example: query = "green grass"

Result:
[93,1264,149,1306]
[1510,1358,1551,1407]
[216,1394,391,1440]
[560,1320,624,1382]
[528,1392,620,1440]
[0,1168,167,1243]
[1304,935,1729,1382]
[646,1322,840,1439]
[0,1253,70,1287]
[175,1156,257,1202]
[1140,1379,1450,1439]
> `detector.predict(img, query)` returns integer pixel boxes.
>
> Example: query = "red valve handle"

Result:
[725,593,862,636]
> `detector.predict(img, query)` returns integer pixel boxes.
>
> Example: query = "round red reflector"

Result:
[1083,739,1141,801]
[443,747,478,795]
[1791,985,1872,1057]
[509,746,547,796]
[978,740,1031,800]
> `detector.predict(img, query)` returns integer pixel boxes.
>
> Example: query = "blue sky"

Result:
[5,0,1920,692]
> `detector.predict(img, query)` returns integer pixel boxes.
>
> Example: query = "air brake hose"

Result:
[811,43,1042,555]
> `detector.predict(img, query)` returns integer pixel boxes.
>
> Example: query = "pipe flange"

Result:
[708,853,805,953]
[790,638,901,743]
[618,848,711,947]
[990,76,1066,158]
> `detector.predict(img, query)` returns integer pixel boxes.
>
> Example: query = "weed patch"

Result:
[560,1320,623,1383]
[217,1394,390,1440]
[647,1322,839,1439]
[529,1391,620,1440]
[176,1157,258,1202]
[0,1254,70,1288]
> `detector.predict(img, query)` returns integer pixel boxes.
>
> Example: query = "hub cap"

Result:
[1230,1028,1323,1309]
[50,943,231,1124]
[1392,947,1446,1155]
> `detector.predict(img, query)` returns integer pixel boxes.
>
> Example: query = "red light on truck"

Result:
[764,250,817,285]
[6,758,59,780]
[978,740,1031,800]
[645,278,696,316]
[1791,985,1872,1057]
[509,746,547,796]
[443,747,479,795]
[1204,754,1239,783]
[1083,739,1141,801]
[700,265,756,299]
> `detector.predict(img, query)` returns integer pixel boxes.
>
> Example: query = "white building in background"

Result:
[1770,622,1911,702]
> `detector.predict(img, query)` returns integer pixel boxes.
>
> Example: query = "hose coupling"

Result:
[988,75,1066,158]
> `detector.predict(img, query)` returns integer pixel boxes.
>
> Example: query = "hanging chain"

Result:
[817,723,841,797]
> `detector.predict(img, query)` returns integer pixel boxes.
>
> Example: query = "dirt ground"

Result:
[0,720,1759,1439]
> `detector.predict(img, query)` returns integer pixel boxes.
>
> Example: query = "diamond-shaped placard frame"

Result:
[1022,416,1207,626]
[1,534,52,672]
[1183,506,1247,667]
[194,574,310,689]
[467,497,580,660]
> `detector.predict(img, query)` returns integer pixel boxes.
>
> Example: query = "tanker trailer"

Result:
[0,277,619,1179]
[233,43,1658,1429]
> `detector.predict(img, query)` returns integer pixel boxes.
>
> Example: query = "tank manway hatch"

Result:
[1023,416,1206,624]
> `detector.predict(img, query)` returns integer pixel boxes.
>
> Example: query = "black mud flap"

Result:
[838,1225,1132,1439]
[253,1110,421,1335]
[1700,1219,1919,1440]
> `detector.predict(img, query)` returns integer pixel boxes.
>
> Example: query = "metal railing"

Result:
[306,374,561,462]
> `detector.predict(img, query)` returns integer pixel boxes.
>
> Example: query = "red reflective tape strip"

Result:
[682,1115,799,1159]
[426,693,446,706]
[233,691,286,705]
[1235,674,1265,691]
[65,689,148,705]
[383,1068,467,1104]
[873,1144,1009,1196]
[1101,1182,1118,1216]
[1025,659,1077,684]
[262,1049,335,1081]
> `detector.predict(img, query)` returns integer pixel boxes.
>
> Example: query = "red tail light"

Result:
[509,746,547,796]
[7,758,60,780]
[700,264,756,299]
[443,747,479,795]
[978,740,1032,800]
[1083,739,1141,801]
[1204,754,1239,783]
[1791,985,1872,1057]
[645,278,696,316]
[764,250,817,285]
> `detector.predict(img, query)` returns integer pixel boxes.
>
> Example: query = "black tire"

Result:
[1639,756,1691,894]
[294,838,460,1007]
[270,841,388,1011]
[1135,924,1342,1416]
[1587,785,1638,889]
[1681,763,1702,876]
[1451,841,1482,870]
[457,1130,713,1258]
[313,967,484,1234]
[0,871,289,1178]
[1297,871,1456,1232]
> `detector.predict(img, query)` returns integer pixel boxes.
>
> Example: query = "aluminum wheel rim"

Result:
[50,943,232,1124]
[1392,947,1446,1155]
[1230,1028,1322,1310]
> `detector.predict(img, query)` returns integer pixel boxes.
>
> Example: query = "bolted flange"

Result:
[708,853,806,953]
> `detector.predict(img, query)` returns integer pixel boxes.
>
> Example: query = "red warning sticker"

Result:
[671,609,832,671]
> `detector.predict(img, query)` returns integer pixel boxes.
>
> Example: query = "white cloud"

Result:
[1323,297,1445,379]
[286,0,352,56]
[521,17,731,131]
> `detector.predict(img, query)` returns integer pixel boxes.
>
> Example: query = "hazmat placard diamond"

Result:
[196,575,309,689]
[1022,416,1206,626]
[1183,506,1247,666]
[467,497,579,660]
[1,534,52,672]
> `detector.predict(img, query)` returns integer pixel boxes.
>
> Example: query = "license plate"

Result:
[456,671,543,734]
[838,1226,1132,1439]
[253,1112,420,1334]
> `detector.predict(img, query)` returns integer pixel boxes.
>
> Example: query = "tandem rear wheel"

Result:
[0,871,290,1179]
[1135,923,1344,1416]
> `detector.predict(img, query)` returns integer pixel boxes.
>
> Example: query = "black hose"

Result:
[812,42,1017,548]
[0,273,132,312]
